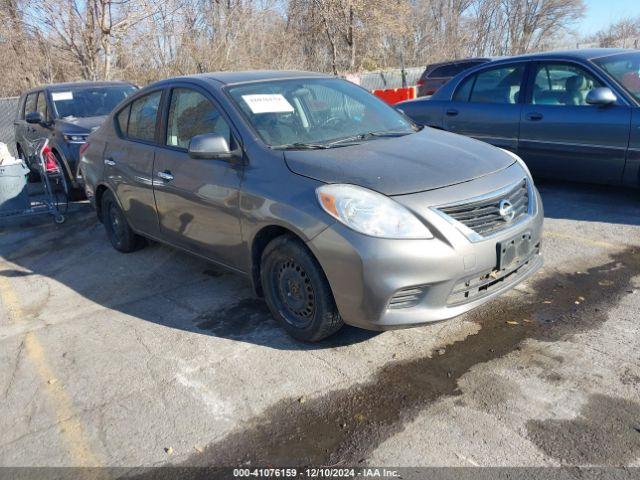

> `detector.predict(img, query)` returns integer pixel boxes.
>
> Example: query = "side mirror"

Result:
[188,133,233,160]
[25,111,44,124]
[586,87,617,106]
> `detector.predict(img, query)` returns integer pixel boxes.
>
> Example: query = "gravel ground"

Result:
[0,179,639,470]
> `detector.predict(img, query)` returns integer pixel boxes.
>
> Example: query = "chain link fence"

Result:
[0,97,19,157]
[349,66,426,90]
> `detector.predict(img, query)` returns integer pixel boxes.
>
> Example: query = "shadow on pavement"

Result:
[0,204,377,351]
[537,179,640,226]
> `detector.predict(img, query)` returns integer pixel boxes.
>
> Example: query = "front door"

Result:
[443,63,526,153]
[153,87,244,270]
[19,92,40,163]
[519,61,631,184]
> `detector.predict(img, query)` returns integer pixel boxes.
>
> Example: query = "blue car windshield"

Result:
[594,52,640,102]
[51,85,137,119]
[227,78,416,148]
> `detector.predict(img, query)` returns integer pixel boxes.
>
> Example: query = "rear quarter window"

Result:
[116,104,131,137]
[126,91,162,142]
[24,93,37,115]
[453,75,474,101]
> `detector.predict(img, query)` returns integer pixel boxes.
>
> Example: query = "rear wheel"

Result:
[101,190,144,253]
[261,235,343,342]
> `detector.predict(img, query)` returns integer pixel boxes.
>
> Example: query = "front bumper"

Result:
[307,168,544,331]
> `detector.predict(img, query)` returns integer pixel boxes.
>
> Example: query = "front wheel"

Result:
[101,190,144,253]
[261,235,343,342]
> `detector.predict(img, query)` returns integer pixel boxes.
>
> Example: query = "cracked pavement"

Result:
[1,180,639,467]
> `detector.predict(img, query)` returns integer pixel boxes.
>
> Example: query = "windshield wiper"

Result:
[327,130,414,146]
[275,142,331,150]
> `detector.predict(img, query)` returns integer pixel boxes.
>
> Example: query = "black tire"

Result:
[101,190,144,253]
[53,151,85,201]
[261,235,343,342]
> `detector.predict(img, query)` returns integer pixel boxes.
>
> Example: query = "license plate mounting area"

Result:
[497,231,533,271]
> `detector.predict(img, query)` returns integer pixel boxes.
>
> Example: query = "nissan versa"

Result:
[80,71,544,342]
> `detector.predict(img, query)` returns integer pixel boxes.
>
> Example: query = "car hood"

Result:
[284,128,516,196]
[56,115,106,134]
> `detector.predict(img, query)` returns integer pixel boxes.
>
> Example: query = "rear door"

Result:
[442,62,527,153]
[104,90,163,236]
[153,86,243,269]
[519,61,631,184]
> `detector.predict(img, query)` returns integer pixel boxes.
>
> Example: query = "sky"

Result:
[582,0,640,35]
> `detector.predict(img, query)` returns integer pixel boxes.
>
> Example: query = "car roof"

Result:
[149,70,333,88]
[427,58,492,68]
[23,81,135,95]
[488,48,634,63]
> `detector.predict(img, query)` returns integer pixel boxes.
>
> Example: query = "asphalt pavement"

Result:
[0,179,639,469]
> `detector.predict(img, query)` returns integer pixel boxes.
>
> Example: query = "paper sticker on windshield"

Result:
[242,94,294,114]
[51,91,73,101]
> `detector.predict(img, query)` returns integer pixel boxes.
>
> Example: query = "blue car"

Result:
[398,49,640,187]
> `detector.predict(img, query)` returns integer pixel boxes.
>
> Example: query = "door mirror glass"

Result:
[188,133,232,160]
[25,111,44,124]
[586,87,617,106]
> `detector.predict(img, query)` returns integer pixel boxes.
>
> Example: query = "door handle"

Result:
[104,158,116,166]
[157,170,174,182]
[445,108,459,116]
[526,112,543,121]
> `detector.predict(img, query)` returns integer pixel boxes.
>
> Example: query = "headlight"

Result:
[64,134,88,143]
[316,184,433,239]
[500,148,532,179]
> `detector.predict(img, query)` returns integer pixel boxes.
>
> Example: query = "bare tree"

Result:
[590,16,640,48]
[501,0,585,54]
[19,0,171,80]
[0,0,591,97]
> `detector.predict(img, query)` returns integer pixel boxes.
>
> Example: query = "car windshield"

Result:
[227,78,416,148]
[51,85,136,119]
[593,52,640,102]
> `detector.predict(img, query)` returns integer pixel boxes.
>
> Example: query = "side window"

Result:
[116,104,131,137]
[433,62,477,78]
[429,65,452,78]
[36,92,47,119]
[24,93,37,115]
[166,88,230,149]
[532,63,604,106]
[453,75,474,101]
[468,65,525,104]
[127,91,161,142]
[19,96,26,119]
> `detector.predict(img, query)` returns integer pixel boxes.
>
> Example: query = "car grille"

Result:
[438,179,529,238]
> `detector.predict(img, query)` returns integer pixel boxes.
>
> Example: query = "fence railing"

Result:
[0,97,19,157]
